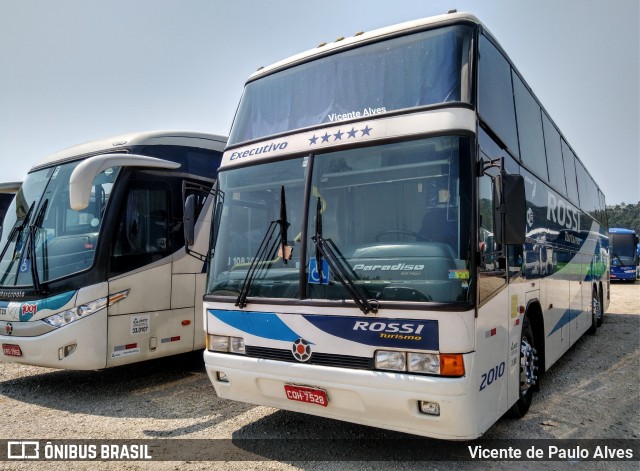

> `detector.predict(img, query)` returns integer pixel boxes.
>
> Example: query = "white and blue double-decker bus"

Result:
[190,12,609,439]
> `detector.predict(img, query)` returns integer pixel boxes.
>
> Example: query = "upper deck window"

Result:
[229,25,472,145]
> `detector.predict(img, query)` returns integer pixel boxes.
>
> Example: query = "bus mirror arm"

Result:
[69,153,180,211]
[182,180,221,262]
[481,156,526,247]
[184,194,197,247]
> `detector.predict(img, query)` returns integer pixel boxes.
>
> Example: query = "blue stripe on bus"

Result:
[209,309,301,342]
[0,290,76,321]
[548,308,583,336]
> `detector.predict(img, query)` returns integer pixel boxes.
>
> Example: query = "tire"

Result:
[595,287,604,327]
[587,287,599,334]
[508,315,538,419]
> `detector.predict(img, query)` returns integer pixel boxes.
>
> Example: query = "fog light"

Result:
[58,343,77,360]
[419,401,440,416]
[375,350,406,371]
[216,371,229,383]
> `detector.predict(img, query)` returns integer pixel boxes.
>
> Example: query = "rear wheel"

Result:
[508,315,538,418]
[588,287,599,334]
[595,288,603,327]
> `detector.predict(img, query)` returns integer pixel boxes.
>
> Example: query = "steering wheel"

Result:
[374,230,430,242]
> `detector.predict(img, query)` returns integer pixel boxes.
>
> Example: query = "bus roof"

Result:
[609,228,637,235]
[248,11,481,81]
[31,130,227,172]
[0,181,22,193]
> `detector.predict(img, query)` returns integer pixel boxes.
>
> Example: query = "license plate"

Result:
[2,344,22,357]
[284,384,328,407]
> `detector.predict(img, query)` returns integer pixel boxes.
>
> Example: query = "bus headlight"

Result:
[42,289,130,328]
[374,350,406,371]
[408,352,440,374]
[207,334,245,354]
[374,350,465,377]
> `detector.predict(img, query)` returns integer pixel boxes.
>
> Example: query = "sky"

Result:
[0,0,638,205]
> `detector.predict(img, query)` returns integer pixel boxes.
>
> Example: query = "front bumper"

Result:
[204,350,481,440]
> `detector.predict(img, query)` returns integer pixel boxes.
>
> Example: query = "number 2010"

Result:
[479,362,505,391]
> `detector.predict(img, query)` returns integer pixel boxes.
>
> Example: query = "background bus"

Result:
[0,182,22,234]
[0,131,225,369]
[193,12,609,440]
[609,228,639,282]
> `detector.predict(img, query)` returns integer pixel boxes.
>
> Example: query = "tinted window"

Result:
[111,183,172,275]
[542,113,566,194]
[229,25,472,145]
[575,160,597,217]
[513,73,547,179]
[598,190,607,225]
[139,145,223,179]
[478,35,519,157]
[561,140,579,205]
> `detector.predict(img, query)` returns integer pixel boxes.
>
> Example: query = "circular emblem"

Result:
[5,322,12,335]
[291,338,311,362]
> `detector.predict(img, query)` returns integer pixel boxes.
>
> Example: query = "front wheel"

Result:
[508,315,538,418]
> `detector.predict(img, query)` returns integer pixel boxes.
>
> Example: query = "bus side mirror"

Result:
[69,153,179,210]
[501,174,526,245]
[182,180,220,262]
[494,173,526,246]
[184,194,197,247]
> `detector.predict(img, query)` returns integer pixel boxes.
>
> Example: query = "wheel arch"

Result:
[525,299,545,379]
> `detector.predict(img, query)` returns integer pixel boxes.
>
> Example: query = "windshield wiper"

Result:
[611,252,625,266]
[311,197,378,315]
[235,186,291,309]
[27,199,49,293]
[0,201,36,286]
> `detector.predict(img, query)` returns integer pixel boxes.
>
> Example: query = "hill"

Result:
[607,201,640,233]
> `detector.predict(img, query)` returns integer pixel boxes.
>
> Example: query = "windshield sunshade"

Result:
[229,25,472,145]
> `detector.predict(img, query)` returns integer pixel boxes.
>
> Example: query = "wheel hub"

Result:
[593,294,602,322]
[520,338,538,396]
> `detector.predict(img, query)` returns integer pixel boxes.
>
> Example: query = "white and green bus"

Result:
[192,12,609,439]
[0,131,225,369]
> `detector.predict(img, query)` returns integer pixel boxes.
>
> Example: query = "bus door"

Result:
[106,174,193,366]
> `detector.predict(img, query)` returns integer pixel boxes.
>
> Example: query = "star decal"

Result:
[307,125,373,146]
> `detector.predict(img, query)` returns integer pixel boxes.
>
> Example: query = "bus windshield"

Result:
[0,161,119,287]
[229,24,472,145]
[208,135,472,305]
[610,233,637,265]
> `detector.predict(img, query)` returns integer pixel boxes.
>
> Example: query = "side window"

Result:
[541,113,566,195]
[478,35,519,157]
[598,190,607,225]
[561,140,579,205]
[587,176,599,219]
[111,182,171,275]
[576,161,602,220]
[513,73,548,180]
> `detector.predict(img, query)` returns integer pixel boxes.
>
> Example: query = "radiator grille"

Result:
[245,345,373,370]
